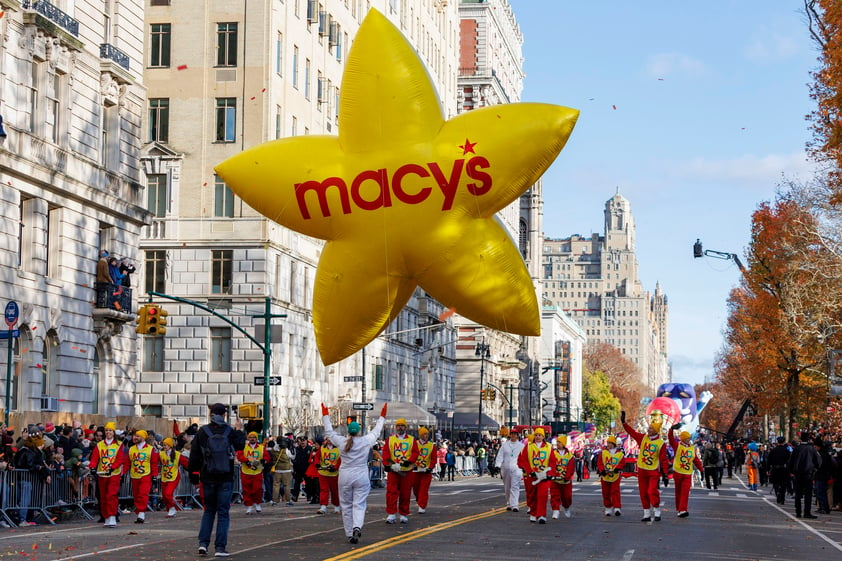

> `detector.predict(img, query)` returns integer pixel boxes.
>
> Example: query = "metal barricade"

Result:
[43,468,94,521]
[1,469,53,526]
[173,467,202,510]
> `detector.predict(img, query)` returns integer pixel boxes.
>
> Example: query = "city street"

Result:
[0,473,839,561]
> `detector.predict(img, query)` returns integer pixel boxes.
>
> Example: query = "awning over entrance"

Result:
[383,401,436,426]
[450,412,500,431]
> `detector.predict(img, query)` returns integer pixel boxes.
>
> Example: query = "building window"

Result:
[304,58,311,99]
[292,46,299,88]
[373,363,383,390]
[18,198,35,272]
[43,330,59,398]
[148,98,169,142]
[276,32,283,75]
[45,71,63,144]
[143,337,164,371]
[145,249,166,293]
[214,175,235,217]
[215,98,236,142]
[210,327,232,371]
[46,206,61,279]
[291,115,297,136]
[211,250,233,294]
[150,23,171,67]
[275,105,282,139]
[147,174,167,217]
[216,23,238,67]
[91,346,100,415]
[26,61,39,133]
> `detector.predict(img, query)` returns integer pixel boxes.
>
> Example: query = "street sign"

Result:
[0,330,20,340]
[352,402,374,411]
[254,376,282,386]
[343,376,364,382]
[4,302,18,328]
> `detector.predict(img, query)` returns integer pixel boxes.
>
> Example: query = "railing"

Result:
[100,43,130,72]
[0,465,253,527]
[22,0,79,37]
[94,284,133,314]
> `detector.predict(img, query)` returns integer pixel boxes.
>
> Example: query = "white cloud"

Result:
[646,53,708,79]
[744,28,801,62]
[670,151,816,187]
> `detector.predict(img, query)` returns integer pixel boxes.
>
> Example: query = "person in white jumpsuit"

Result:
[494,427,524,511]
[321,402,387,544]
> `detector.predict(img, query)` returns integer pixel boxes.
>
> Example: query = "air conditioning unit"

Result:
[40,396,59,412]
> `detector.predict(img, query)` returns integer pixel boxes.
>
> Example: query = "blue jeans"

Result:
[815,480,831,513]
[198,480,233,551]
[18,480,32,523]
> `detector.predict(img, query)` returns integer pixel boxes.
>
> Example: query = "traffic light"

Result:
[238,402,261,419]
[346,415,357,424]
[488,389,496,400]
[135,304,149,334]
[146,304,168,335]
[480,389,487,400]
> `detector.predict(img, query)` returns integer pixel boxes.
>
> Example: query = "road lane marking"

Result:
[734,472,842,553]
[323,506,509,561]
[621,550,635,561]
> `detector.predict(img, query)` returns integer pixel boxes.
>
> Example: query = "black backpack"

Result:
[202,425,233,474]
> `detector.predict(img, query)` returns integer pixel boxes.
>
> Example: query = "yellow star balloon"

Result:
[215,9,578,365]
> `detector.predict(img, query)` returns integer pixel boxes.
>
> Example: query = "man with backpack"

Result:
[188,403,246,557]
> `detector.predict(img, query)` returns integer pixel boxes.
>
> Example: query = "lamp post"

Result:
[476,339,490,443]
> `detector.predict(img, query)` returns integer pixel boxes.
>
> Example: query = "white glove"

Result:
[391,463,401,473]
[535,469,548,482]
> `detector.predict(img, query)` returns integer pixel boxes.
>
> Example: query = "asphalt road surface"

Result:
[0,473,839,561]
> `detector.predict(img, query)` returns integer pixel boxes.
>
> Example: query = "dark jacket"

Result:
[187,417,245,483]
[815,446,834,483]
[787,442,821,478]
[767,444,791,483]
[292,443,312,475]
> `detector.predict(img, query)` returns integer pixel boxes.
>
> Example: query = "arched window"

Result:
[519,219,528,258]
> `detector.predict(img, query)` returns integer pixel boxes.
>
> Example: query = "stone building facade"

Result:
[542,191,670,390]
[0,0,147,417]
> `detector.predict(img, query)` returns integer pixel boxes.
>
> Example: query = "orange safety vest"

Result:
[95,440,123,477]
[601,449,624,482]
[673,442,697,475]
[636,435,665,472]
[159,450,182,483]
[386,435,416,472]
[416,441,435,470]
[240,443,265,476]
[317,445,340,477]
[128,444,153,479]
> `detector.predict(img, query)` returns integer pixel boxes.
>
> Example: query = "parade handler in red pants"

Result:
[128,429,159,524]
[621,410,670,522]
[411,427,437,513]
[597,435,628,516]
[668,424,703,518]
[382,418,420,524]
[237,432,270,514]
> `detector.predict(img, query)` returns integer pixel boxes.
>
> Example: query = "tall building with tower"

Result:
[542,191,669,390]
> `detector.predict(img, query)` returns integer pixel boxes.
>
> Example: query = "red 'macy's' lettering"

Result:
[294,156,492,220]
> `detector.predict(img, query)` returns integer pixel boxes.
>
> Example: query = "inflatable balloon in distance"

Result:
[214,9,579,365]
[645,397,682,432]
[656,383,713,438]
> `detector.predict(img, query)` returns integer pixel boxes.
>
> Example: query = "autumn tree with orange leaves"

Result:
[583,342,647,421]
[716,197,832,441]
[806,1,842,197]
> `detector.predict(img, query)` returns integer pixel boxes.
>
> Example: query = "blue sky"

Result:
[508,1,819,386]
